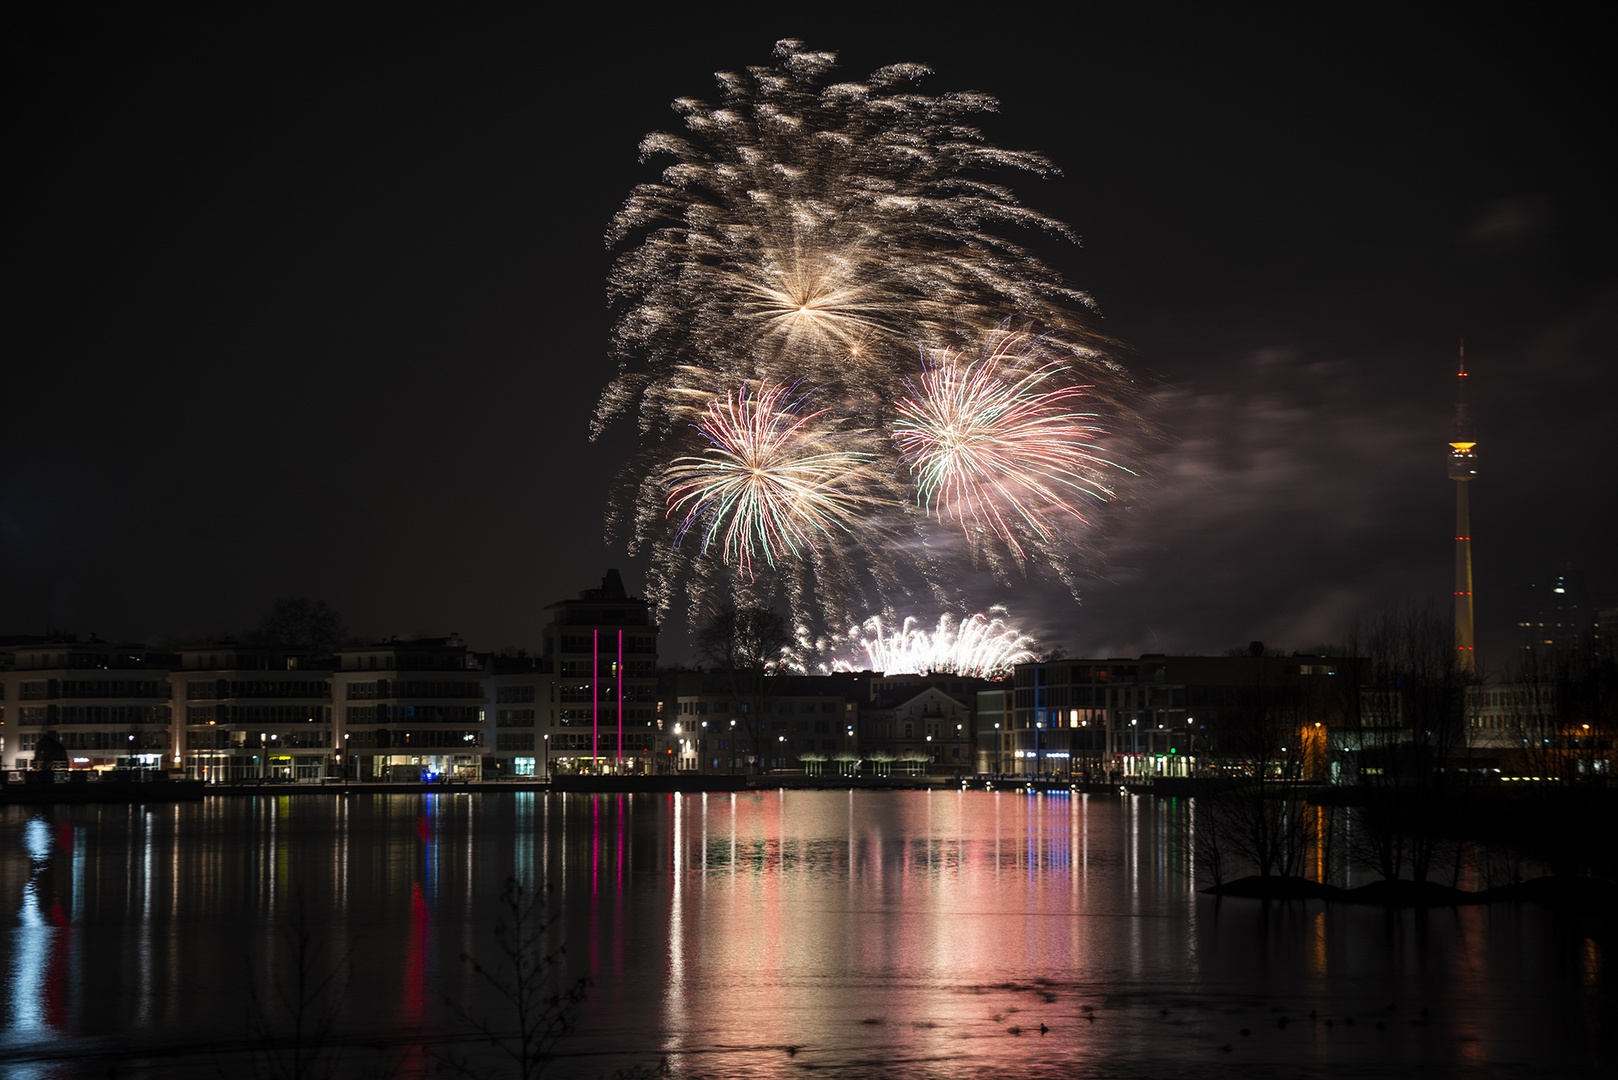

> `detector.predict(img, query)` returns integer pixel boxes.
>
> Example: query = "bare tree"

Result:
[248,598,349,654]
[1339,603,1474,888]
[1490,628,1618,880]
[1179,656,1333,889]
[1205,660,1317,882]
[240,893,355,1080]
[439,877,590,1080]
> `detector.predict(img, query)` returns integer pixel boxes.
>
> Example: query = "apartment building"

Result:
[662,671,864,774]
[1012,648,1352,778]
[1,641,174,771]
[332,637,486,780]
[175,645,334,780]
[484,655,556,777]
[543,570,659,773]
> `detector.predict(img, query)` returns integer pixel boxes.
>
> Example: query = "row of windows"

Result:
[677,737,842,752]
[557,660,657,677]
[187,705,331,725]
[677,699,845,716]
[556,634,656,653]
[345,705,482,723]
[189,730,333,750]
[48,731,171,751]
[17,705,172,725]
[19,680,168,700]
[345,681,484,700]
[186,681,331,700]
[344,730,483,749]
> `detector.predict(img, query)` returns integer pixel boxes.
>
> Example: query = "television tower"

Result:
[1448,341,1477,672]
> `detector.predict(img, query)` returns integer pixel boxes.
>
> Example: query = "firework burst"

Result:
[894,328,1128,559]
[665,381,881,577]
[601,39,1141,634]
[827,610,1037,679]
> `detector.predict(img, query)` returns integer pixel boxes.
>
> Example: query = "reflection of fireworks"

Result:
[665,382,879,577]
[828,611,1036,679]
[601,39,1140,634]
[894,329,1124,558]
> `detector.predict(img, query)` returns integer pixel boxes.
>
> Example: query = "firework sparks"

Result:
[893,329,1126,557]
[665,382,879,578]
[828,611,1037,679]
[600,39,1140,634]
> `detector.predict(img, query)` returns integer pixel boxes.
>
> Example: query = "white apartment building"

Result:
[1,641,173,771]
[332,637,487,780]
[174,646,334,781]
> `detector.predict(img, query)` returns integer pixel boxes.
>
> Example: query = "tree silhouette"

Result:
[248,598,349,653]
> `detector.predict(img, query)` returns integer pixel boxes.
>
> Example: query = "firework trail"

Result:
[827,611,1037,679]
[600,39,1140,640]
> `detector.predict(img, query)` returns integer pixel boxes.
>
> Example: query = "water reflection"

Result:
[0,792,1606,1078]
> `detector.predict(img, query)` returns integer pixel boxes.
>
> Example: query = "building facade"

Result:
[175,646,334,781]
[543,570,659,774]
[333,638,486,780]
[1,641,173,772]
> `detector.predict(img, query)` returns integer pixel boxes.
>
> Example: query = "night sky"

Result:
[8,3,1614,672]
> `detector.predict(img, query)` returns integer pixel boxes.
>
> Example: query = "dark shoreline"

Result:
[1204,872,1618,911]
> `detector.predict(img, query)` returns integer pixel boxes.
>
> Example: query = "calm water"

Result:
[0,790,1610,1078]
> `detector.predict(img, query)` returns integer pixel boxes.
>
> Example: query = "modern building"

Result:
[175,645,334,781]
[1,640,174,771]
[543,570,659,774]
[660,670,863,773]
[975,686,1012,775]
[332,636,486,780]
[1011,647,1352,779]
[484,654,555,778]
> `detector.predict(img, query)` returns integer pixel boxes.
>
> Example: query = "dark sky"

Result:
[7,2,1614,673]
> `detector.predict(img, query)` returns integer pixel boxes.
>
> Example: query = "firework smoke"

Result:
[601,39,1139,640]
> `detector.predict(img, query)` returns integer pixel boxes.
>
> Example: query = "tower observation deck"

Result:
[1449,343,1477,672]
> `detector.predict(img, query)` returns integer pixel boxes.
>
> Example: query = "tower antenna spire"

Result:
[1448,339,1477,673]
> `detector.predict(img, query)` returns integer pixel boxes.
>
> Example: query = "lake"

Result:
[1,790,1609,1077]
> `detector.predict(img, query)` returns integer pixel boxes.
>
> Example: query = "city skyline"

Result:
[7,5,1614,672]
